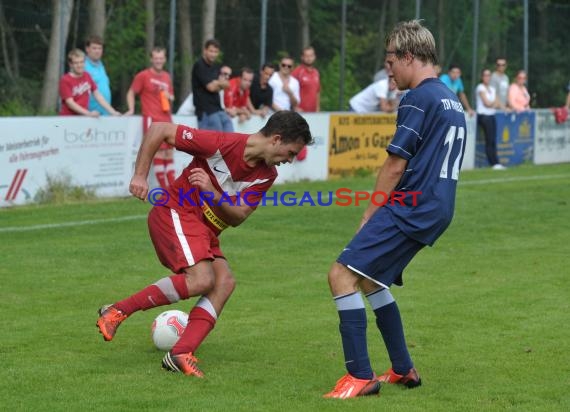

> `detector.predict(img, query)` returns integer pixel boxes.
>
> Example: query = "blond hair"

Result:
[67,48,85,63]
[385,20,438,65]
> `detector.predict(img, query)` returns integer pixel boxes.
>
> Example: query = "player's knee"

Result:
[184,270,216,294]
[328,262,359,295]
[218,271,236,294]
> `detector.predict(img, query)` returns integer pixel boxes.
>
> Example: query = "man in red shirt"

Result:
[292,46,321,113]
[96,111,313,378]
[126,47,175,189]
[292,46,321,161]
[59,48,120,116]
[224,67,255,123]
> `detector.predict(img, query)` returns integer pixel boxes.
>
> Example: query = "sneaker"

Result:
[96,305,127,341]
[378,367,422,388]
[162,351,204,378]
[492,163,507,170]
[323,373,380,399]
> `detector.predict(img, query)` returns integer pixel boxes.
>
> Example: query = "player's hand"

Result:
[129,175,149,201]
[188,168,216,193]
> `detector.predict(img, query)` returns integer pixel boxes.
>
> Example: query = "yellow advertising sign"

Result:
[328,114,397,177]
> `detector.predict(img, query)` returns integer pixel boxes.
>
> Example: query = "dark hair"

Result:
[85,35,104,47]
[448,64,460,71]
[204,38,221,49]
[260,111,313,145]
[150,46,167,56]
[241,67,254,76]
[261,63,274,71]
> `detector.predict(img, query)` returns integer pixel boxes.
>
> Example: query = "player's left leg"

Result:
[163,258,236,377]
[324,262,380,398]
[171,258,236,356]
[360,280,421,388]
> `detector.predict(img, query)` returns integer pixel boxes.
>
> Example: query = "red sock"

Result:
[164,158,176,187]
[171,306,216,355]
[114,274,189,316]
[153,158,168,188]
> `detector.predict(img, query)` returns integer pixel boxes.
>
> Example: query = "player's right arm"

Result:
[130,122,177,200]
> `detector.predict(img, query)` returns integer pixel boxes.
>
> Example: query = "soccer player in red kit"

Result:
[96,110,313,377]
[126,47,175,189]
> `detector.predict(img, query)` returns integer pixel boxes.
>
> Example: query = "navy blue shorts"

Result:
[337,207,425,288]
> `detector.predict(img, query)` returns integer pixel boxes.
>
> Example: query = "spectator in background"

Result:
[84,35,112,115]
[248,63,274,118]
[565,81,570,109]
[476,69,506,170]
[191,39,233,131]
[126,47,175,189]
[439,64,475,116]
[508,70,531,112]
[349,77,400,113]
[292,46,321,112]
[224,67,255,123]
[490,57,509,109]
[59,48,120,117]
[269,56,300,112]
[178,66,232,117]
[372,61,390,83]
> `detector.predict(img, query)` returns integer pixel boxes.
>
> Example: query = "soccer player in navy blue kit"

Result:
[324,20,467,399]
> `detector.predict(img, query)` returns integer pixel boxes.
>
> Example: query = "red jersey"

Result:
[292,64,320,112]
[59,72,97,115]
[130,68,173,122]
[167,126,277,234]
[223,77,250,109]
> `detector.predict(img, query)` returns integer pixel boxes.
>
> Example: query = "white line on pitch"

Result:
[0,214,146,233]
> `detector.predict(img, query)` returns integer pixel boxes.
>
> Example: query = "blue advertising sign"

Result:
[476,111,535,167]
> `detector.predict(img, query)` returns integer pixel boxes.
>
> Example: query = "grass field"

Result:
[1,163,569,411]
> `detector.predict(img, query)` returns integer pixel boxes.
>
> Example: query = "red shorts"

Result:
[148,205,224,273]
[143,116,173,151]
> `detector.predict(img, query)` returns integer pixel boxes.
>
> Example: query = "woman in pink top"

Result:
[508,70,530,112]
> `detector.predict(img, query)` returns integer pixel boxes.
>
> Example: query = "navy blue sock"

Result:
[334,292,374,380]
[366,288,413,375]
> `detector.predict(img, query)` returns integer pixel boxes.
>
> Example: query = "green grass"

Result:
[1,163,569,411]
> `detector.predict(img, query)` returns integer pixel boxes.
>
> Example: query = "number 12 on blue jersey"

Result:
[440,126,465,181]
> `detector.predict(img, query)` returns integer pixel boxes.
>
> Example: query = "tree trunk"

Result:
[437,0,445,67]
[0,0,14,79]
[388,0,398,30]
[296,0,310,48]
[202,0,216,44]
[178,0,193,98]
[87,0,106,38]
[39,0,74,114]
[145,0,155,54]
[374,0,388,73]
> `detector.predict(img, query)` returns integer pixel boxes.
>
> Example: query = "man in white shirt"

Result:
[349,77,400,113]
[490,57,509,109]
[269,56,300,111]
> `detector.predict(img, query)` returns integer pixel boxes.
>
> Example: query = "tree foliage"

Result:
[0,0,568,114]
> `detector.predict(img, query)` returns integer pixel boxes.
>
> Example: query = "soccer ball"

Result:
[151,310,188,351]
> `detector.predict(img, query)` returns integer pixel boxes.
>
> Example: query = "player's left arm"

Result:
[187,168,256,227]
[130,122,177,200]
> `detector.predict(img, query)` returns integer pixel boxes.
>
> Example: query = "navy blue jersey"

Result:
[386,78,467,245]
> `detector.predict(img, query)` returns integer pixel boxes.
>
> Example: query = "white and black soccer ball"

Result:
[151,310,188,351]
